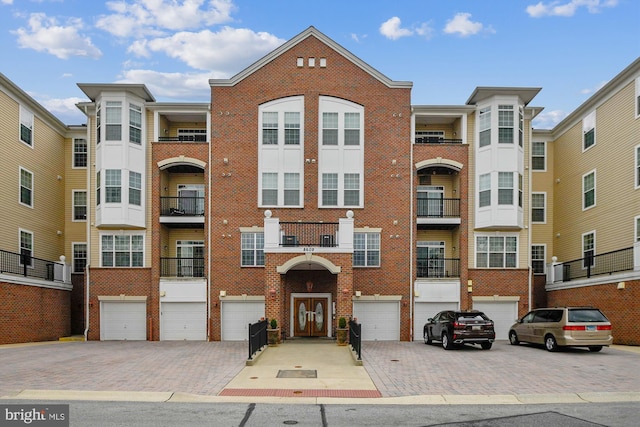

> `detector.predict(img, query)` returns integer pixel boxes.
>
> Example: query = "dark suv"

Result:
[424,310,496,350]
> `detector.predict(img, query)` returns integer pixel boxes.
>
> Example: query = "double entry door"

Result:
[293,297,328,337]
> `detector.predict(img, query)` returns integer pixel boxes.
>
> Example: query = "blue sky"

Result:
[1,0,637,128]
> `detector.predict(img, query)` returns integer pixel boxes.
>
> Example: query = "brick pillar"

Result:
[335,255,353,326]
[264,256,284,326]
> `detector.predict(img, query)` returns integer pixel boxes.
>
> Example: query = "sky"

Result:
[0,0,638,128]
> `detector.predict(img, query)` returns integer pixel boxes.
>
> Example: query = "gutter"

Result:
[83,105,91,341]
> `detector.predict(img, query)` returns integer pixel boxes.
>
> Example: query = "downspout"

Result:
[527,109,535,313]
[207,107,212,341]
[409,108,415,340]
[83,105,91,341]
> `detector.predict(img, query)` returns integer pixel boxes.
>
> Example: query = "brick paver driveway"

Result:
[1,340,638,398]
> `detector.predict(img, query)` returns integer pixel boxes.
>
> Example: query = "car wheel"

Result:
[442,333,453,350]
[589,346,603,352]
[424,330,432,345]
[481,342,492,350]
[508,331,519,345]
[544,334,558,352]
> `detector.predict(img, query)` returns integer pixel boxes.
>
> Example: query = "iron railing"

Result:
[416,198,460,218]
[279,222,339,247]
[416,258,460,278]
[0,249,61,282]
[157,136,207,142]
[160,257,205,277]
[349,319,362,361]
[414,137,462,144]
[553,246,634,283]
[248,319,268,360]
[160,196,205,216]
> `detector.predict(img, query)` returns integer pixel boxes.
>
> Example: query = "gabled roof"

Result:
[209,26,412,89]
[77,83,155,102]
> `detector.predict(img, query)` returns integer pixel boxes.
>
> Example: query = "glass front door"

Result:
[293,297,328,337]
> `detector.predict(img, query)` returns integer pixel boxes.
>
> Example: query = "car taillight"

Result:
[453,321,462,329]
[563,325,585,331]
[597,325,612,331]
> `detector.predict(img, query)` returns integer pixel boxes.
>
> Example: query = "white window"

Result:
[177,129,206,142]
[176,240,204,277]
[261,172,278,205]
[96,171,101,206]
[498,105,514,144]
[344,112,360,146]
[284,112,300,145]
[583,111,596,151]
[322,173,338,206]
[105,170,121,203]
[262,112,278,145]
[101,234,143,267]
[635,216,640,242]
[518,174,523,208]
[354,232,380,267]
[531,193,546,223]
[344,173,360,206]
[636,77,640,118]
[241,232,264,267]
[518,106,524,147]
[532,141,546,171]
[19,229,33,267]
[479,173,491,207]
[19,167,33,207]
[20,106,34,147]
[478,106,491,147]
[96,103,101,144]
[73,190,87,221]
[73,243,87,273]
[129,171,141,206]
[322,112,338,145]
[73,139,87,168]
[498,172,513,205]
[583,170,596,210]
[583,231,595,269]
[129,103,142,144]
[417,241,445,277]
[476,235,517,268]
[531,245,545,274]
[105,101,122,141]
[284,173,299,205]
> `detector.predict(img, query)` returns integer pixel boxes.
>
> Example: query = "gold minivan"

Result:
[508,307,613,352]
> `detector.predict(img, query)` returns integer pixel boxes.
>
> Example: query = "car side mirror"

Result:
[427,318,433,322]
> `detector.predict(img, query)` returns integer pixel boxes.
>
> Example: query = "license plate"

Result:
[472,326,481,331]
[586,325,597,331]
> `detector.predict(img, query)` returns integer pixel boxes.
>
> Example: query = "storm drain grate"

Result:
[277,370,317,378]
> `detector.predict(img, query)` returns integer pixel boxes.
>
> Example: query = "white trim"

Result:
[635,144,640,190]
[290,292,333,338]
[18,166,34,209]
[582,230,596,271]
[582,110,596,152]
[582,169,596,211]
[531,140,547,172]
[531,192,546,224]
[72,189,87,222]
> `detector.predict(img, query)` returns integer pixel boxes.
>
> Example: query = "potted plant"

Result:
[336,317,348,346]
[267,318,280,346]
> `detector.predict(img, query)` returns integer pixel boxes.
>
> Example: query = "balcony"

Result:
[263,212,354,253]
[0,249,71,284]
[417,258,460,278]
[159,196,205,228]
[416,197,461,229]
[415,137,463,144]
[160,257,205,278]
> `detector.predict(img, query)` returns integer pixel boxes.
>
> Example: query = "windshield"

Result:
[568,309,609,322]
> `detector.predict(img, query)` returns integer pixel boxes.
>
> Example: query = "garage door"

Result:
[101,301,146,340]
[161,302,207,341]
[353,301,400,341]
[473,301,518,340]
[413,302,458,341]
[221,301,265,341]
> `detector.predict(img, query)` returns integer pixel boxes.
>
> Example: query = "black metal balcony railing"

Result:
[416,198,460,218]
[160,197,205,216]
[415,137,463,144]
[553,246,634,283]
[417,258,460,278]
[160,257,205,277]
[0,249,58,282]
[248,319,268,360]
[157,136,207,142]
[279,222,339,247]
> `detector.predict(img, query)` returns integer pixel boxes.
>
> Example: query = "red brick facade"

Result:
[548,280,639,345]
[0,281,70,345]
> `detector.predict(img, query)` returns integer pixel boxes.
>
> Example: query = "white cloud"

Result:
[443,13,493,37]
[526,0,618,17]
[96,0,236,38]
[380,17,413,40]
[379,17,433,40]
[2,0,14,5]
[116,69,214,99]
[532,109,568,128]
[37,95,87,124]
[580,80,608,95]
[127,27,285,73]
[12,13,102,59]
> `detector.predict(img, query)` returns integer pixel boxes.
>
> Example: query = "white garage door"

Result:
[413,302,459,341]
[161,302,207,341]
[473,301,518,340]
[221,301,265,341]
[101,301,146,340]
[353,301,400,341]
